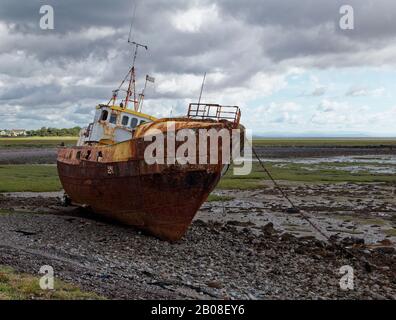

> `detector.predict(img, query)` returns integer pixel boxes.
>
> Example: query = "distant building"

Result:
[10,129,27,137]
[0,129,27,137]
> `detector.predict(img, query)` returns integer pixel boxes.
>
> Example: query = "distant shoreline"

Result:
[0,136,78,140]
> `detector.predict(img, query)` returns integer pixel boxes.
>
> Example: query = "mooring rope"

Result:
[248,140,378,272]
[251,146,330,240]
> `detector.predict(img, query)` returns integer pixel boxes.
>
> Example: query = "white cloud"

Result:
[345,86,385,97]
[78,27,118,41]
[171,5,219,33]
[245,101,303,129]
[310,99,389,132]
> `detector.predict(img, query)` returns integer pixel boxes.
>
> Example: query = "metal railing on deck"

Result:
[187,103,241,127]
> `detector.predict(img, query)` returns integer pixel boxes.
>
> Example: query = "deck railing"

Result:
[187,103,241,127]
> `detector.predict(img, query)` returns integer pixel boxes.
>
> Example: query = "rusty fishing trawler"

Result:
[57,42,244,241]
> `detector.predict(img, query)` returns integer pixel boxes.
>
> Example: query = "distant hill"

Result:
[253,131,396,139]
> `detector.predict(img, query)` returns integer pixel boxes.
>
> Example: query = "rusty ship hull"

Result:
[57,118,239,241]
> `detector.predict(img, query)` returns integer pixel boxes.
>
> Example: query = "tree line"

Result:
[26,127,81,137]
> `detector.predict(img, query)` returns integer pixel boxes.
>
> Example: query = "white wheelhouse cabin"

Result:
[77,104,157,146]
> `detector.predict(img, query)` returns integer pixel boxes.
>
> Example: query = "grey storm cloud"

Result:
[1,0,396,129]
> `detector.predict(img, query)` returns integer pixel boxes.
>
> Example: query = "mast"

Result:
[138,76,148,112]
[139,75,155,112]
[106,1,154,112]
[124,41,148,111]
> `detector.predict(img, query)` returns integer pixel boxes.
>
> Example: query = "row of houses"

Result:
[0,129,27,137]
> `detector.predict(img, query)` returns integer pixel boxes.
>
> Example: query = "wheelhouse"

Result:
[77,104,157,146]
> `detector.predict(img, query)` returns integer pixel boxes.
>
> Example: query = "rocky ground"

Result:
[202,182,396,245]
[0,187,395,300]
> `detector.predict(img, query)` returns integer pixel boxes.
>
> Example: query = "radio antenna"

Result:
[110,0,151,111]
[127,0,138,43]
[198,72,207,105]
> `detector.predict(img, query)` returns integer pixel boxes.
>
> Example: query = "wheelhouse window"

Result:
[121,115,129,126]
[140,120,146,125]
[130,118,138,129]
[109,113,118,124]
[100,110,109,121]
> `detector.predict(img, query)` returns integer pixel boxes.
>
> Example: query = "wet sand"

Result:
[253,145,396,159]
[0,148,57,164]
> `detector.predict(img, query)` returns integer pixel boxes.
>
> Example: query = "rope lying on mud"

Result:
[251,146,330,240]
[248,141,378,272]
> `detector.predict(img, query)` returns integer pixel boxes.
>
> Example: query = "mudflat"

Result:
[0,139,395,299]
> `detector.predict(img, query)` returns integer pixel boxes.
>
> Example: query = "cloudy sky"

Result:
[1,0,396,136]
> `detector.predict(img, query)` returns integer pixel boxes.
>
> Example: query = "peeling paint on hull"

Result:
[57,160,221,241]
[57,119,238,241]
